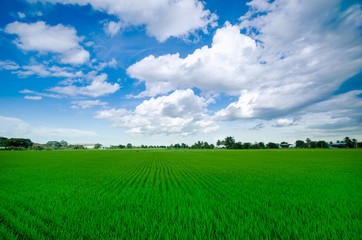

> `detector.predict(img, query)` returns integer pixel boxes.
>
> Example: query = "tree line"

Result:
[0,136,361,151]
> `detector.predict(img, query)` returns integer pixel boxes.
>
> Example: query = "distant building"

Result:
[74,143,97,149]
[32,143,44,147]
[280,143,292,148]
[330,142,346,148]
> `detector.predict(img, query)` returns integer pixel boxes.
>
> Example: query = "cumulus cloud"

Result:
[24,96,42,100]
[128,0,362,120]
[4,21,89,65]
[28,0,217,42]
[49,73,120,97]
[71,100,107,109]
[95,89,218,135]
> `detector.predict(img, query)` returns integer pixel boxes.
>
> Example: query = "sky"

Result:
[0,0,361,146]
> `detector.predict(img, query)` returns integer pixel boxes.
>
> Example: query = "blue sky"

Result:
[0,0,361,146]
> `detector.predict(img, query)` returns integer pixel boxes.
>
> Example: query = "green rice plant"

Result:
[0,149,361,239]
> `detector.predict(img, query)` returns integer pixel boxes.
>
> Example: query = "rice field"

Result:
[0,149,361,239]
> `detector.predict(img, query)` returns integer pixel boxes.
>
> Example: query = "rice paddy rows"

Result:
[0,149,361,239]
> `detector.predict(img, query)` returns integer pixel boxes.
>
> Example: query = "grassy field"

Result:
[0,149,361,239]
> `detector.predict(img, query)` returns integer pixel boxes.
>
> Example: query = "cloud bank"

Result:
[28,0,217,42]
[128,0,362,121]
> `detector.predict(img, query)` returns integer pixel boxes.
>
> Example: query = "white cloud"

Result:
[92,58,117,71]
[17,12,26,18]
[5,21,89,65]
[95,89,218,135]
[13,62,84,78]
[272,119,296,128]
[49,73,120,97]
[128,0,362,120]
[20,89,63,99]
[104,21,123,37]
[71,100,107,109]
[0,60,19,70]
[0,116,31,136]
[28,0,217,42]
[24,96,42,100]
[0,115,97,142]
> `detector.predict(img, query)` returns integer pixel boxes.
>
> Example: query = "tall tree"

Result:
[0,137,8,147]
[60,140,68,148]
[344,137,353,148]
[306,138,311,148]
[295,140,305,148]
[224,136,235,149]
[94,143,102,149]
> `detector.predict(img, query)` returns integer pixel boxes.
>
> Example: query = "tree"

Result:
[316,140,329,148]
[266,142,279,149]
[257,142,265,149]
[181,143,188,149]
[6,138,33,149]
[295,140,305,148]
[224,136,235,149]
[32,145,44,150]
[127,143,132,149]
[352,138,357,148]
[344,137,353,148]
[73,145,85,149]
[203,142,210,149]
[233,142,243,149]
[242,142,252,149]
[60,140,68,148]
[0,137,8,147]
[306,138,311,148]
[94,143,102,149]
[46,141,61,149]
[310,141,317,148]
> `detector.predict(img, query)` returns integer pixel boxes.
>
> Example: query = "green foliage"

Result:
[60,140,68,148]
[316,140,329,148]
[0,137,8,147]
[94,143,102,149]
[126,143,132,149]
[72,145,85,150]
[31,145,44,151]
[2,138,33,149]
[0,149,360,239]
[295,140,306,148]
[224,136,235,149]
[266,142,279,149]
[46,141,61,149]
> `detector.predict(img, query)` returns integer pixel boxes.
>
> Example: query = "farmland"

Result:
[0,149,361,239]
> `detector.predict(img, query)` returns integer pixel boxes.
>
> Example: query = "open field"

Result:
[0,149,361,239]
